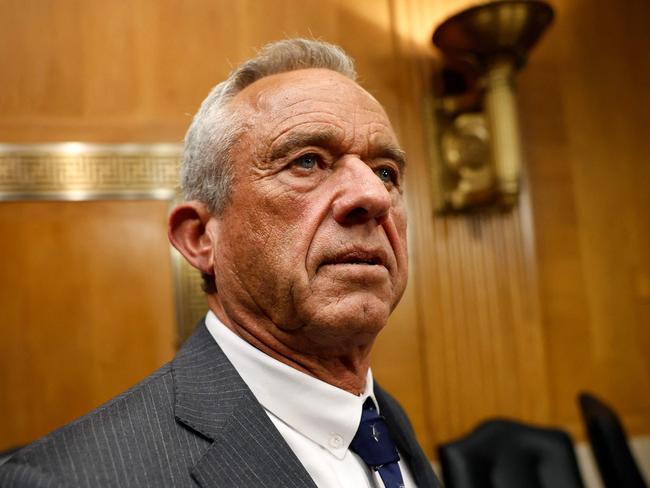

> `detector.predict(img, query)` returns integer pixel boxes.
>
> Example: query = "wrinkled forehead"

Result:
[230,68,396,134]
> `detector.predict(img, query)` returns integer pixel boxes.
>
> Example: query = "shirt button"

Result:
[329,434,344,449]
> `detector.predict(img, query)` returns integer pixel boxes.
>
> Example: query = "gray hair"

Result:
[181,38,357,214]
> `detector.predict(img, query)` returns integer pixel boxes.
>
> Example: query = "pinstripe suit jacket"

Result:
[0,322,441,488]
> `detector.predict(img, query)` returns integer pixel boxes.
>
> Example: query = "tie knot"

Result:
[350,399,400,468]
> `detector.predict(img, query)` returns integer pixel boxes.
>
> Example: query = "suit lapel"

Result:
[172,322,317,488]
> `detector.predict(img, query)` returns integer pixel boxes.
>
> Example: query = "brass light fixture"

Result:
[432,0,554,210]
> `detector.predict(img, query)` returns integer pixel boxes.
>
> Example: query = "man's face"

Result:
[210,68,408,351]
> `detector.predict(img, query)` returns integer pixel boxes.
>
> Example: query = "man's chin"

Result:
[302,293,392,341]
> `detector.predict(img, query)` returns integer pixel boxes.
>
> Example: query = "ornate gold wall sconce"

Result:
[432,0,554,211]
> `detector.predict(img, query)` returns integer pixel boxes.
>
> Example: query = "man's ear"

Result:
[168,201,217,275]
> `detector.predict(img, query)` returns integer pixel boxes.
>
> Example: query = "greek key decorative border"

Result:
[0,143,205,344]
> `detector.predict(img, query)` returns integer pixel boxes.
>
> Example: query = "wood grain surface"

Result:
[0,201,176,449]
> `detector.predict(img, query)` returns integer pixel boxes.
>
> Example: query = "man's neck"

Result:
[207,294,373,395]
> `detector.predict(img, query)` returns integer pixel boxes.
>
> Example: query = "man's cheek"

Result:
[267,191,313,220]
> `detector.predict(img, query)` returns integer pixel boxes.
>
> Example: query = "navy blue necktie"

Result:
[350,398,405,488]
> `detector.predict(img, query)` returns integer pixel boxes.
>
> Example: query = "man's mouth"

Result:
[320,250,386,268]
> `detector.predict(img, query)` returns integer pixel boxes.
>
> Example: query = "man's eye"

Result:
[293,153,320,170]
[375,166,398,184]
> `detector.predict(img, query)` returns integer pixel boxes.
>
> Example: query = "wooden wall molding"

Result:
[0,143,180,200]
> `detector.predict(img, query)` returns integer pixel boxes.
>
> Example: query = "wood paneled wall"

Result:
[0,201,176,449]
[518,0,650,435]
[1,0,649,458]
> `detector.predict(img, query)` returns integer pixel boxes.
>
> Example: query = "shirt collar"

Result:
[205,311,377,459]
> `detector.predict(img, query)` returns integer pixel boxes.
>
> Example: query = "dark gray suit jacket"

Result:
[0,322,441,487]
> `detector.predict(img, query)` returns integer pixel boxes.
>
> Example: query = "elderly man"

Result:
[0,39,441,488]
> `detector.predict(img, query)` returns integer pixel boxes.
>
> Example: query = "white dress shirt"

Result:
[205,311,417,488]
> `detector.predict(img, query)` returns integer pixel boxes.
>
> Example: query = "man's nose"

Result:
[331,156,392,225]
